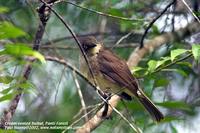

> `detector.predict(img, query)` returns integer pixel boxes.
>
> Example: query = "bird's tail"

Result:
[137,90,164,122]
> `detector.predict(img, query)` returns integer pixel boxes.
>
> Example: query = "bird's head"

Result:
[79,36,102,56]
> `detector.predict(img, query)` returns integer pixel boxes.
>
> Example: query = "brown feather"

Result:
[97,48,138,94]
[97,47,164,121]
[80,36,164,121]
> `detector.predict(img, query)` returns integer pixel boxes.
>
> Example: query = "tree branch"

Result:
[140,0,176,48]
[76,21,200,133]
[0,1,52,129]
[41,43,138,50]
[63,1,146,22]
[128,21,200,67]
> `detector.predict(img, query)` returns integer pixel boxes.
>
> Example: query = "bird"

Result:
[79,36,164,122]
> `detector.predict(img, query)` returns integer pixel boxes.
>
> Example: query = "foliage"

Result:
[0,8,44,103]
[0,1,199,133]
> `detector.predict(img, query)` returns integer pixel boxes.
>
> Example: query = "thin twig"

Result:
[171,1,177,32]
[73,103,103,120]
[42,32,132,45]
[62,104,101,133]
[41,43,138,50]
[181,0,200,24]
[111,105,142,133]
[111,31,134,49]
[45,56,96,89]
[140,0,176,48]
[62,1,146,22]
[72,71,89,122]
[54,66,66,105]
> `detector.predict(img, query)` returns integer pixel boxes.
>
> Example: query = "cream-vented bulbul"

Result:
[79,36,164,122]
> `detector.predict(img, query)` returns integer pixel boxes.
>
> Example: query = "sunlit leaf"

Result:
[19,81,35,90]
[4,43,32,56]
[0,93,14,102]
[131,66,144,73]
[148,60,157,72]
[1,43,46,63]
[147,57,171,72]
[0,7,9,13]
[170,49,188,61]
[192,44,200,61]
[0,87,14,95]
[157,56,171,67]
[32,51,46,63]
[0,76,14,84]
[0,80,35,95]
[0,21,26,39]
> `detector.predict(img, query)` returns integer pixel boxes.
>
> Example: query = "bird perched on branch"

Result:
[79,36,164,122]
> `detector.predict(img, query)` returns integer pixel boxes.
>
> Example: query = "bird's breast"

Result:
[80,54,126,95]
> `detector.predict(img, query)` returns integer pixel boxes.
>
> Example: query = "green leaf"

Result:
[0,129,18,133]
[161,116,183,123]
[108,8,123,16]
[131,66,144,73]
[19,81,35,90]
[192,45,200,61]
[170,49,188,61]
[120,21,134,32]
[154,78,169,87]
[0,87,14,95]
[1,43,46,63]
[126,101,143,110]
[176,62,192,68]
[162,69,188,77]
[0,76,14,84]
[147,57,170,71]
[0,7,9,13]
[151,25,160,35]
[147,60,157,72]
[170,123,178,133]
[143,77,154,96]
[173,69,188,77]
[0,81,35,95]
[0,93,14,102]
[157,56,171,67]
[0,21,26,39]
[156,101,191,111]
[32,51,46,63]
[3,43,32,56]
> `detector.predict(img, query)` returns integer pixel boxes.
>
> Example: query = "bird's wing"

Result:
[97,49,164,121]
[97,49,138,95]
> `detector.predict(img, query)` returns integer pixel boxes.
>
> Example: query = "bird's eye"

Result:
[83,45,88,51]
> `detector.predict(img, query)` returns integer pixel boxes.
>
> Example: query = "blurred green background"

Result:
[0,0,200,133]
